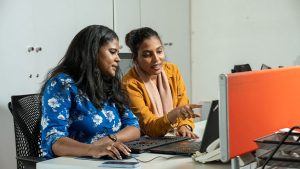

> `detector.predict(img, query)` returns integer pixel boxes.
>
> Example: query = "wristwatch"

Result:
[108,134,117,142]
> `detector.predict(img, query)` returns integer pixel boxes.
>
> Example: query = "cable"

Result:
[132,155,177,163]
[296,134,300,142]
[261,126,300,169]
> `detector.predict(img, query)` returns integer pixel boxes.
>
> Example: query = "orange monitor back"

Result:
[219,66,300,162]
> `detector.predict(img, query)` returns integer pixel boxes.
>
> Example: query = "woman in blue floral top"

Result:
[40,25,140,160]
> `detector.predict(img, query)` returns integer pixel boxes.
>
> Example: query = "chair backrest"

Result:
[9,94,43,169]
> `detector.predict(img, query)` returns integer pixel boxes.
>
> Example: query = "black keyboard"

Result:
[125,136,190,153]
[149,140,201,156]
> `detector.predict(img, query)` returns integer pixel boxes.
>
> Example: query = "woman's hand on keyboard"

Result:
[176,125,199,139]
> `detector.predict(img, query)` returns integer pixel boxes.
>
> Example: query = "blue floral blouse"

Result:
[40,73,139,159]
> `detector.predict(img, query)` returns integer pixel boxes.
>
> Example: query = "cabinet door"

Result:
[0,2,35,168]
[0,0,38,95]
[32,0,114,86]
[140,0,191,96]
[114,0,141,53]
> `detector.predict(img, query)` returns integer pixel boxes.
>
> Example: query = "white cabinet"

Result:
[0,0,191,108]
[140,0,191,96]
[0,0,36,95]
[33,0,113,88]
[32,0,77,89]
[0,0,113,95]
[0,0,191,103]
[114,0,141,53]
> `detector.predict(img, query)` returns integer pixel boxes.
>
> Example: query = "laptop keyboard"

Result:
[171,141,200,153]
[149,140,201,156]
[125,136,190,153]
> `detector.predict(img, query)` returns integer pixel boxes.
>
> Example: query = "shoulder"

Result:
[44,73,76,92]
[52,73,74,83]
[48,73,74,85]
[122,68,142,86]
[163,62,180,77]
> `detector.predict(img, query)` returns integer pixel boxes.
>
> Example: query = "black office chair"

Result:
[8,94,46,169]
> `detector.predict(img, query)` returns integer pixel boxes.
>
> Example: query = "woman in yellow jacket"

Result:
[122,27,200,138]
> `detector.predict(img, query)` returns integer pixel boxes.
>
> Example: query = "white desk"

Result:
[37,121,231,169]
[37,154,230,169]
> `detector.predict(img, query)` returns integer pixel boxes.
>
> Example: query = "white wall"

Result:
[191,0,300,102]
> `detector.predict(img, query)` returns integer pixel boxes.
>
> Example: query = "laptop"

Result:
[125,135,191,154]
[148,100,219,156]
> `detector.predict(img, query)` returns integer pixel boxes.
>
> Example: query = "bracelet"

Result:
[108,134,117,142]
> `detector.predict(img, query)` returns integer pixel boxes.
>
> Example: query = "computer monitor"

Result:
[119,53,132,75]
[199,100,219,153]
[219,66,300,162]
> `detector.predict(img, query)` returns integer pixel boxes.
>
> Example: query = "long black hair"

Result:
[125,27,162,62]
[41,25,129,115]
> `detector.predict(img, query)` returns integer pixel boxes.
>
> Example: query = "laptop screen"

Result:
[199,100,219,153]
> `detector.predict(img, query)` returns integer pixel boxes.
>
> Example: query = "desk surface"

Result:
[37,154,230,169]
[37,121,230,169]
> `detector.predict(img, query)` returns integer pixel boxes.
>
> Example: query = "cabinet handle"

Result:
[35,47,42,52]
[27,47,34,53]
[163,42,173,46]
[29,74,33,78]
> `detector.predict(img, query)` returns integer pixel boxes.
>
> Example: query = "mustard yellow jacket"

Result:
[122,62,194,137]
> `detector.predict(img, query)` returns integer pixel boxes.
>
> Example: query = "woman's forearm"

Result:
[91,126,141,146]
[52,137,92,157]
[116,126,140,142]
